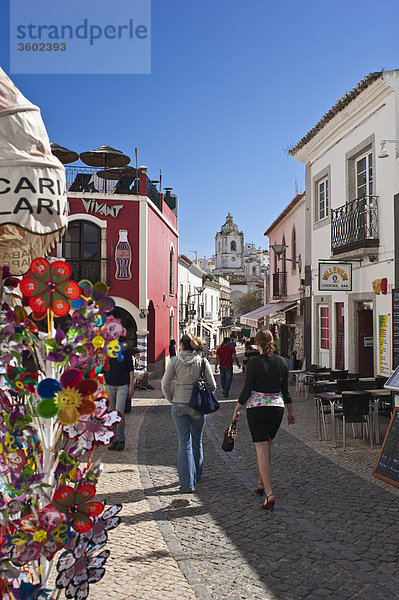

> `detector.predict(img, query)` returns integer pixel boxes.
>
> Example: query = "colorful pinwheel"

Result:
[36,369,97,425]
[20,258,81,317]
[63,394,122,451]
[71,280,115,314]
[6,365,38,395]
[56,535,110,600]
[51,484,104,533]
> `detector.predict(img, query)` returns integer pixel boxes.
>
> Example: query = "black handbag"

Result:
[189,358,220,414]
[222,420,237,452]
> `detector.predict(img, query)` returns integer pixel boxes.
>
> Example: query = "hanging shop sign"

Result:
[318,262,352,291]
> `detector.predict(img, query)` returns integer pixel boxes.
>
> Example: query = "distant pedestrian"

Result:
[161,334,216,493]
[214,337,241,398]
[132,347,154,390]
[104,339,135,451]
[242,337,260,373]
[169,339,176,357]
[230,335,237,349]
[232,330,295,511]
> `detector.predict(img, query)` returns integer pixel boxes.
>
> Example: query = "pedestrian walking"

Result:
[242,337,260,373]
[161,334,216,493]
[169,339,176,357]
[232,329,295,511]
[104,339,135,451]
[214,337,241,397]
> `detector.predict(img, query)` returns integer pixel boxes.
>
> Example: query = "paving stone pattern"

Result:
[93,356,399,599]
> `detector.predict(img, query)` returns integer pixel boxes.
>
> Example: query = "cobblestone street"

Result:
[94,363,399,600]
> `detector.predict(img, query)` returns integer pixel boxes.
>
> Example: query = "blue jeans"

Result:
[172,403,206,491]
[105,384,128,441]
[220,367,233,393]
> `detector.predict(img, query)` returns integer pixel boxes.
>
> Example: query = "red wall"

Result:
[147,203,178,364]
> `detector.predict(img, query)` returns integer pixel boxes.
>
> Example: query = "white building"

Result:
[290,70,399,376]
[178,254,231,350]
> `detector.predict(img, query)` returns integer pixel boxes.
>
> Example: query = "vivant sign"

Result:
[318,262,352,291]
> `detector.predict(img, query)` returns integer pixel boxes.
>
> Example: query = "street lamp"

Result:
[270,242,302,271]
[378,140,399,159]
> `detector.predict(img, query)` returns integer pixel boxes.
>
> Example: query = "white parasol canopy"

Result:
[0,68,68,274]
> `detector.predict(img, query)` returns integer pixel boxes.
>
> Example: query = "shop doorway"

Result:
[319,305,330,367]
[335,303,345,370]
[358,307,373,376]
[113,307,137,348]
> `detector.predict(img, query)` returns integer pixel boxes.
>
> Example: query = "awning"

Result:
[240,301,298,327]
[201,322,217,334]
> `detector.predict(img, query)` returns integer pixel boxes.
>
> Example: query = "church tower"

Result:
[214,213,244,277]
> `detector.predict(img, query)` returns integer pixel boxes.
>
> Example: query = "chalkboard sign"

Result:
[392,289,399,369]
[373,408,399,487]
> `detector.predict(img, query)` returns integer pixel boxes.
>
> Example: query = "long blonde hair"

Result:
[180,334,204,351]
[254,330,274,356]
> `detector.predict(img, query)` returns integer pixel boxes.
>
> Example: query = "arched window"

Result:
[252,265,256,275]
[63,220,101,282]
[273,240,278,272]
[169,246,175,295]
[230,240,236,252]
[291,227,296,271]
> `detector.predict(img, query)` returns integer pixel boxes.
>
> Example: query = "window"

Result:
[252,265,256,275]
[320,306,330,350]
[63,220,101,282]
[356,152,373,197]
[291,227,296,271]
[317,178,329,221]
[169,247,174,295]
[281,236,286,273]
[169,312,174,340]
[230,240,236,251]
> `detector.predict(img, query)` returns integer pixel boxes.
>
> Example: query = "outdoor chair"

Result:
[68,173,93,192]
[330,370,349,380]
[334,391,373,450]
[336,378,358,392]
[314,381,342,441]
[114,176,135,194]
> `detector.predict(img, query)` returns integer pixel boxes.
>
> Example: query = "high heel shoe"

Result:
[261,494,275,512]
[254,482,265,495]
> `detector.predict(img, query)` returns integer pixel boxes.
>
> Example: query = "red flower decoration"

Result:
[20,258,80,317]
[52,484,103,533]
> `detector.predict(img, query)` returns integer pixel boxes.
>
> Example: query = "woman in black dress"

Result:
[232,330,295,511]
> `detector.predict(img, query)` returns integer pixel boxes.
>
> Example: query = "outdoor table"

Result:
[313,372,332,381]
[317,392,342,446]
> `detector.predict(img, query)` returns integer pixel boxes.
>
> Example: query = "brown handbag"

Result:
[221,420,238,452]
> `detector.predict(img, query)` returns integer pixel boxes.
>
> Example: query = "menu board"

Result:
[392,289,399,369]
[373,408,399,487]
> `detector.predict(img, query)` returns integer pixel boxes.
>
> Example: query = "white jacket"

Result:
[161,350,216,403]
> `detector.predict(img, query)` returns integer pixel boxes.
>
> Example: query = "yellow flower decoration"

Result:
[55,387,82,425]
[33,529,48,542]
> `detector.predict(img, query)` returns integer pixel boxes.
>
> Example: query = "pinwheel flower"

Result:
[84,504,122,547]
[63,394,123,451]
[6,365,38,394]
[36,369,98,425]
[20,258,81,317]
[71,279,115,314]
[51,484,104,533]
[56,535,110,600]
[45,328,89,366]
[100,315,126,341]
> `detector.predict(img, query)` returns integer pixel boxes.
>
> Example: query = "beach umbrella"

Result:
[0,68,67,275]
[96,166,137,180]
[50,142,79,164]
[80,145,130,192]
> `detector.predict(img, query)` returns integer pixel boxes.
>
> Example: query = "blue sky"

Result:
[1,0,398,259]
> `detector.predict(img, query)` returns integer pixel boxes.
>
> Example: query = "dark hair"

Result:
[223,337,230,344]
[170,339,176,346]
[131,347,140,355]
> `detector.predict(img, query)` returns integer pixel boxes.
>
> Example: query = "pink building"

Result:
[64,165,178,376]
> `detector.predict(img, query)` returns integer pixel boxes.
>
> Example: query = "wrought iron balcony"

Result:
[67,258,111,286]
[331,196,379,255]
[272,272,287,299]
[222,316,234,326]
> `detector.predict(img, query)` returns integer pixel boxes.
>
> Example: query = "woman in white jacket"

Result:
[161,334,216,493]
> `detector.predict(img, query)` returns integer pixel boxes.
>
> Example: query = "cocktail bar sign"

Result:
[318,262,352,291]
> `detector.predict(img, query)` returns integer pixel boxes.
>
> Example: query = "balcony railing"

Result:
[222,316,234,326]
[67,258,111,286]
[331,196,379,254]
[272,272,287,298]
[65,168,162,208]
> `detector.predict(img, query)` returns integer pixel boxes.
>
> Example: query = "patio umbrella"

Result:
[50,142,79,164]
[0,68,67,274]
[96,166,137,180]
[80,145,131,192]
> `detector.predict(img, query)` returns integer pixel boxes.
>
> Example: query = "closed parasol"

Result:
[0,68,68,275]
